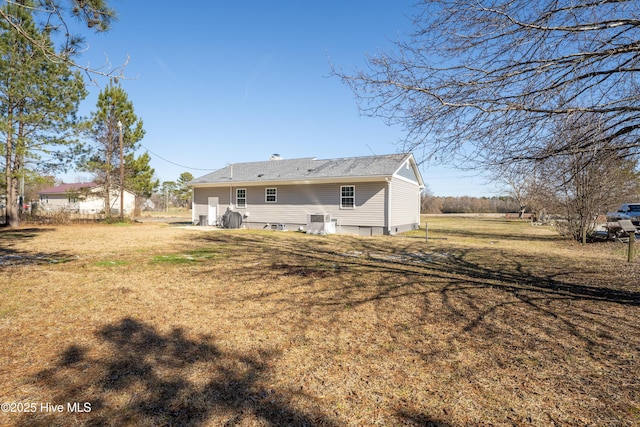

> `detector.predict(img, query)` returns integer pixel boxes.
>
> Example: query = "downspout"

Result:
[418,183,425,228]
[229,164,234,210]
[191,188,196,223]
[385,177,392,235]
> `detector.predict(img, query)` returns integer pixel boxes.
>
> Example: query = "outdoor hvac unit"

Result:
[306,213,336,235]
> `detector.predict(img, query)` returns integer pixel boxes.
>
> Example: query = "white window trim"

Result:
[265,187,277,203]
[340,185,355,209]
[236,188,246,208]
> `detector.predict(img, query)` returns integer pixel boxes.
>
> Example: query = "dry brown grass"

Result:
[0,218,638,426]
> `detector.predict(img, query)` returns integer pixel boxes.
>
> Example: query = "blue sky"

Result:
[67,0,499,197]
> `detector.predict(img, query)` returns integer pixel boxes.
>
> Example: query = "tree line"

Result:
[421,194,520,215]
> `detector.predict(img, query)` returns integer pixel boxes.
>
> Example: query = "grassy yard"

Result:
[0,217,638,426]
[137,208,193,219]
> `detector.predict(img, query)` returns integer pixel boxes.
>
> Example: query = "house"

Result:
[37,182,136,215]
[190,153,424,235]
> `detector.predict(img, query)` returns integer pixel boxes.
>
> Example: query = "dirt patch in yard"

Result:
[0,219,638,426]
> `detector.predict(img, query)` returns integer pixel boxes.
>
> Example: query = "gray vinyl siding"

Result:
[192,187,232,222]
[194,179,420,234]
[240,182,387,227]
[193,181,387,228]
[390,177,420,229]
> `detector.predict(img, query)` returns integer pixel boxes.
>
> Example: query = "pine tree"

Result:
[176,172,194,208]
[0,2,87,227]
[124,151,159,216]
[82,82,144,218]
[0,0,118,78]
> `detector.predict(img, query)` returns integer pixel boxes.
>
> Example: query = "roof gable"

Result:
[191,153,421,186]
[393,158,424,186]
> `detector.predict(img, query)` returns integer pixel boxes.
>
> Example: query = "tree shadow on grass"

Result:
[195,232,640,307]
[396,410,452,427]
[0,228,72,266]
[21,317,336,427]
[405,246,640,306]
[407,226,564,243]
[183,232,640,425]
[0,227,53,239]
[191,232,640,360]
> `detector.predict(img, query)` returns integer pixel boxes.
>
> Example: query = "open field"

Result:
[1,217,638,426]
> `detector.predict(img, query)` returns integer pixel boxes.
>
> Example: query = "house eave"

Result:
[190,175,393,188]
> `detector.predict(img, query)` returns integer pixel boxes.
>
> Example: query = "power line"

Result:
[140,144,217,171]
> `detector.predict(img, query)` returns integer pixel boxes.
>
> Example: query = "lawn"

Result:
[0,217,638,426]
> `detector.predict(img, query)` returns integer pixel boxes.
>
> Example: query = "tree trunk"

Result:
[134,195,142,217]
[4,133,11,227]
[104,168,111,218]
[5,175,20,228]
[4,109,19,228]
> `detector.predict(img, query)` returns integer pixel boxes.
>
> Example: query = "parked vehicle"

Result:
[606,203,640,227]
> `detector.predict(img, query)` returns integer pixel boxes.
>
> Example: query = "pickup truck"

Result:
[606,203,640,226]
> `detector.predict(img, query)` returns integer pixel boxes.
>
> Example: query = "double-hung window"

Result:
[236,189,246,208]
[265,188,277,203]
[340,185,355,209]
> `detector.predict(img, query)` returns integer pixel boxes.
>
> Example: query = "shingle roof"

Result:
[191,153,414,185]
[38,182,97,195]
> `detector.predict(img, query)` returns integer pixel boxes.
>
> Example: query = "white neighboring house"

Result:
[37,182,136,215]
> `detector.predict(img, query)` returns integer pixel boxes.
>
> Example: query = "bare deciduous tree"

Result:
[336,0,640,168]
[420,185,442,214]
[533,116,640,242]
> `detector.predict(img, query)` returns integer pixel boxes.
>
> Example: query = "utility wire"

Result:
[140,144,217,171]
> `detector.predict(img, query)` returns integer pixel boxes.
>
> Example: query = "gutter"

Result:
[190,175,393,188]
